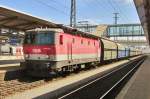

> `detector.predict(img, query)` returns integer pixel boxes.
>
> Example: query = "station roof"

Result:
[134,0,150,44]
[0,6,59,31]
[0,6,99,39]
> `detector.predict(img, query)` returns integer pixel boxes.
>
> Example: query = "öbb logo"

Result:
[32,49,41,53]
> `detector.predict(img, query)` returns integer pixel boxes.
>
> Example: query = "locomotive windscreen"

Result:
[24,32,55,45]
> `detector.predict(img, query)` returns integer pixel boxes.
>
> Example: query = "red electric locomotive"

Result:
[23,28,101,77]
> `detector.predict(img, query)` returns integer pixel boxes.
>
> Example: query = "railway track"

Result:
[57,56,146,99]
[100,56,146,99]
[0,77,44,98]
[0,56,145,99]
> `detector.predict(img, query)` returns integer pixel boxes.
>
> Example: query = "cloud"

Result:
[115,0,133,5]
[124,0,133,4]
[77,18,102,25]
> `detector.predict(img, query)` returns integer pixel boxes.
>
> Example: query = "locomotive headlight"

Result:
[48,55,52,59]
[44,55,49,59]
[47,55,49,58]
[48,55,51,59]
[25,54,29,58]
[45,63,50,68]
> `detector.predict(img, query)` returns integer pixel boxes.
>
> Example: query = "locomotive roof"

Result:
[27,27,100,39]
[62,27,100,39]
[27,28,64,33]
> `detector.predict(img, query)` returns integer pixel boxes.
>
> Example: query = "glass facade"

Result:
[76,24,148,50]
[107,24,144,37]
[76,25,97,33]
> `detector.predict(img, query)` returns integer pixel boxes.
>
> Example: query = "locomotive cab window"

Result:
[24,31,55,45]
[60,35,63,45]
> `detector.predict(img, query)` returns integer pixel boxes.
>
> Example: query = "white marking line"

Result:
[99,58,145,99]
[0,56,23,60]
[58,58,139,99]
[0,63,20,67]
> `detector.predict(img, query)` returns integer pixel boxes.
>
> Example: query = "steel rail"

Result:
[58,56,144,99]
[99,57,145,99]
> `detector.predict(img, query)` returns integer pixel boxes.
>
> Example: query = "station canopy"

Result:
[0,6,60,31]
[134,0,150,44]
[0,6,100,39]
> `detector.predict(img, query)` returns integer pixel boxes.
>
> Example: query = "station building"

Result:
[0,28,24,55]
[77,23,148,51]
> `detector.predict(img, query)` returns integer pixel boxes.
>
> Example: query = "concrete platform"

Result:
[0,66,24,81]
[0,55,24,68]
[0,56,24,80]
[0,59,24,81]
[0,60,23,68]
[5,56,143,99]
[116,55,150,99]
[0,55,24,60]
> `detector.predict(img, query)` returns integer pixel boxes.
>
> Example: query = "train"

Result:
[22,28,142,77]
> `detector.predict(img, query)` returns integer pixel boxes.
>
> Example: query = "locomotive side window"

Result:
[24,31,54,45]
[72,38,75,43]
[24,33,36,44]
[81,39,83,44]
[60,35,63,44]
[88,41,90,45]
[94,41,95,46]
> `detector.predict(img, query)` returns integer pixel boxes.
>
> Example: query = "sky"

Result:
[0,0,140,25]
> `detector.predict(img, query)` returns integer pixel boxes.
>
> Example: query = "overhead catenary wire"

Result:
[106,0,131,23]
[34,0,131,26]
[34,0,87,27]
[106,0,128,23]
[84,0,125,24]
[78,0,116,25]
[35,0,69,16]
[85,0,113,17]
[111,0,131,23]
[50,0,69,10]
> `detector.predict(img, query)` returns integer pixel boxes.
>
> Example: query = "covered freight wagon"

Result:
[117,43,126,58]
[100,38,117,61]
